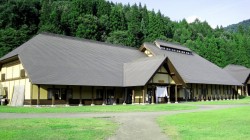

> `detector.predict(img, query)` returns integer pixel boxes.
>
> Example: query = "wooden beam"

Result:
[91,87,94,106]
[196,84,198,101]
[113,87,116,105]
[102,87,106,105]
[132,89,135,104]
[170,72,175,75]
[206,84,208,101]
[210,85,213,101]
[201,85,204,101]
[66,86,70,106]
[175,85,178,103]
[52,85,55,106]
[30,84,33,105]
[123,88,127,105]
[79,86,83,106]
[246,85,249,96]
[152,86,155,104]
[142,87,145,104]
[167,86,171,104]
[156,72,169,74]
[37,85,40,106]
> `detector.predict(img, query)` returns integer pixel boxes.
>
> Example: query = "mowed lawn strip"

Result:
[1,118,117,140]
[183,96,250,105]
[157,106,250,140]
[0,104,196,113]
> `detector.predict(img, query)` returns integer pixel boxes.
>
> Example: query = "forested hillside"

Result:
[225,19,250,33]
[0,0,249,68]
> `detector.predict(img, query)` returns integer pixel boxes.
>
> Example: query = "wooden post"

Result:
[113,87,116,105]
[123,88,127,105]
[211,85,213,101]
[152,86,155,104]
[196,84,198,101]
[218,85,221,100]
[52,86,55,106]
[233,86,235,100]
[142,87,145,105]
[30,84,33,105]
[79,86,83,106]
[175,85,178,103]
[132,89,135,104]
[37,85,40,107]
[167,86,171,104]
[190,84,193,101]
[241,86,243,96]
[214,85,217,101]
[205,85,208,101]
[102,87,106,105]
[222,85,226,100]
[226,86,229,100]
[246,85,249,96]
[237,86,240,100]
[230,86,233,100]
[91,87,94,106]
[65,86,69,106]
[201,85,204,101]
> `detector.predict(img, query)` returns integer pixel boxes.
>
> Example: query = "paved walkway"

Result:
[0,104,247,140]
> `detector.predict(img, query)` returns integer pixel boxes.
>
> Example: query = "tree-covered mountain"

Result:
[224,19,250,32]
[0,0,249,68]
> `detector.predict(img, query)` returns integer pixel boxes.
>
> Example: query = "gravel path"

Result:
[0,104,248,140]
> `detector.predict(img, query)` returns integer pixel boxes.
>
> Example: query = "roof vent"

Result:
[160,45,192,55]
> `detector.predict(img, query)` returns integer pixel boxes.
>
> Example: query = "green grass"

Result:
[1,118,117,140]
[157,106,250,140]
[183,96,250,105]
[0,104,197,113]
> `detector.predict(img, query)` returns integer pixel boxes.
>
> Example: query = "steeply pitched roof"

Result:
[1,33,154,86]
[224,64,250,84]
[143,42,242,86]
[0,33,242,87]
[124,55,167,87]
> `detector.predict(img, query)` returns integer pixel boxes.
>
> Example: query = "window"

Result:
[1,74,5,81]
[20,69,25,78]
[96,89,103,99]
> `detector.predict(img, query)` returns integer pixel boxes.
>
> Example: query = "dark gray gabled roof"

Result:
[224,64,250,84]
[143,42,242,86]
[2,33,153,87]
[124,55,167,87]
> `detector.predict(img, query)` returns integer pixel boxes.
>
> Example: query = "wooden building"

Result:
[0,33,242,106]
[224,64,250,96]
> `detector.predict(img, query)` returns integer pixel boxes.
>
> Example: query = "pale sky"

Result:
[108,0,250,28]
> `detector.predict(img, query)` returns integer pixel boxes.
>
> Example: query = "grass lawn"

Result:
[1,118,117,140]
[183,96,250,105]
[157,106,250,140]
[0,104,196,113]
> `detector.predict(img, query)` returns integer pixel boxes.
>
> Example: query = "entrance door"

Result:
[170,86,176,102]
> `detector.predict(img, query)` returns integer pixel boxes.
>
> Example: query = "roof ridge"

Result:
[155,39,189,49]
[40,32,138,51]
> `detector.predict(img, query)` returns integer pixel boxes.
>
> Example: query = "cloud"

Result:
[185,15,204,23]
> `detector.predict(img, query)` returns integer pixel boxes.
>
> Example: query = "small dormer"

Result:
[139,45,154,57]
[154,40,193,55]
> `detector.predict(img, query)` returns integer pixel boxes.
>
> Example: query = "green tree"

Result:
[76,15,99,40]
[106,30,131,46]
